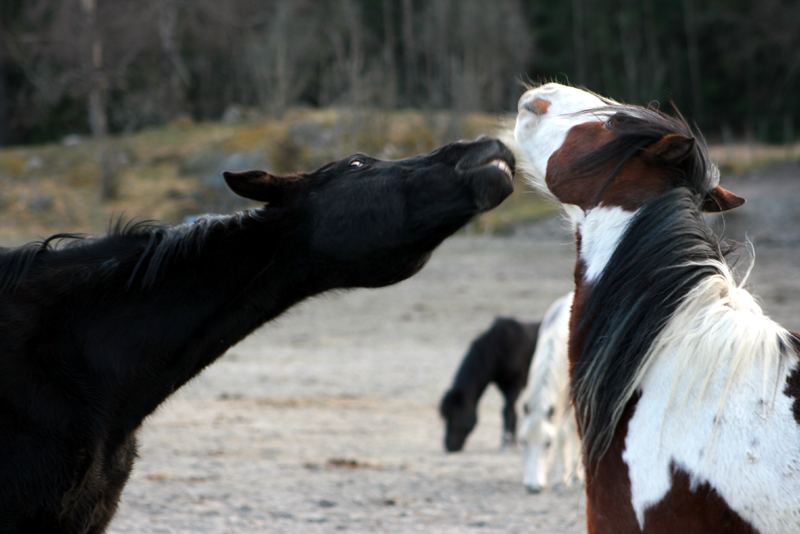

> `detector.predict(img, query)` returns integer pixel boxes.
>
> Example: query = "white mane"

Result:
[623,258,800,531]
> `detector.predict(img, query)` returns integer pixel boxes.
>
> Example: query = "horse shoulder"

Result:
[621,338,800,533]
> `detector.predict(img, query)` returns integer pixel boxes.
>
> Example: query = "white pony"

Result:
[519,292,583,493]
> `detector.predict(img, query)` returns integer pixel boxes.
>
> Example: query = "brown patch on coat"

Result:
[580,398,758,533]
[641,465,758,533]
[584,399,641,534]
[567,231,587,380]
[545,122,676,212]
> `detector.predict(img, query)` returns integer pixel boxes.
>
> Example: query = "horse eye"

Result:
[349,159,365,168]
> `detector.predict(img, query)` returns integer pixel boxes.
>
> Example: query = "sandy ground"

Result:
[109,169,799,534]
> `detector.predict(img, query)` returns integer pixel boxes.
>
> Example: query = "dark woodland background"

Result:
[1,0,798,147]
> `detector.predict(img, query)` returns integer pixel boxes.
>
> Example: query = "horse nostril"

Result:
[524,97,551,116]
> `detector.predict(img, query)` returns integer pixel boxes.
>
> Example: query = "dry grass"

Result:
[0,109,794,241]
[709,143,800,175]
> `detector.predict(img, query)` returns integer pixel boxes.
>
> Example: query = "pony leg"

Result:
[501,389,521,449]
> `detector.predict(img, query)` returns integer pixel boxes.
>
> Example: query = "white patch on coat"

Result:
[622,263,800,532]
[520,292,583,492]
[578,206,636,282]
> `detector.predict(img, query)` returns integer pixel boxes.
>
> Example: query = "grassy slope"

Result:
[0,108,797,243]
[0,109,554,242]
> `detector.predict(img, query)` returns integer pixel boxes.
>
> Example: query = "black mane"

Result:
[570,104,718,201]
[572,188,725,467]
[0,210,264,294]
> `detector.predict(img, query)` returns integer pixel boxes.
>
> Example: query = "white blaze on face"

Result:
[513,83,611,193]
[522,417,557,491]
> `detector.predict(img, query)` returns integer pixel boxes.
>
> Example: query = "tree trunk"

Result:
[682,0,702,121]
[158,0,189,116]
[0,34,8,147]
[382,0,398,108]
[80,0,118,200]
[572,0,586,84]
[81,0,108,138]
[401,0,416,105]
[345,0,364,106]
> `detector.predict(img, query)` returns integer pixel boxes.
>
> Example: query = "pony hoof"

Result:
[525,485,543,495]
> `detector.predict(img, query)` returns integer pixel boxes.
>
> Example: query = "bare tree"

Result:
[80,0,108,138]
[381,0,398,108]
[0,30,8,146]
[572,0,586,83]
[682,0,702,121]
[323,0,367,106]
[157,0,189,114]
[401,0,416,105]
[244,0,320,114]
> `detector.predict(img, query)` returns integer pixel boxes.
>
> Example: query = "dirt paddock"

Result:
[110,168,799,533]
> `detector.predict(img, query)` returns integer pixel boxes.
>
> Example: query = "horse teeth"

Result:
[490,159,513,179]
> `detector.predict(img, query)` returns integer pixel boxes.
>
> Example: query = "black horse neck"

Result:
[13,209,322,439]
[112,211,320,433]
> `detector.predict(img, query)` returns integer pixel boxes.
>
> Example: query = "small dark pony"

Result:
[514,82,799,533]
[0,138,514,533]
[440,317,540,452]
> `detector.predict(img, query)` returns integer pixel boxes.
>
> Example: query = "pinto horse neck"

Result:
[564,185,798,534]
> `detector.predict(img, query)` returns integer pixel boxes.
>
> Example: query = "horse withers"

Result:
[513,83,799,533]
[0,138,514,533]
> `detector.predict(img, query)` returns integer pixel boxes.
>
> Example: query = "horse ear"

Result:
[643,133,695,163]
[702,185,745,212]
[223,170,294,202]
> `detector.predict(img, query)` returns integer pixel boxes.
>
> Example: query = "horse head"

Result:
[224,137,514,289]
[512,83,743,217]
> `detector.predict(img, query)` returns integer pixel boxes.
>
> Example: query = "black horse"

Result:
[0,138,513,533]
[440,317,540,452]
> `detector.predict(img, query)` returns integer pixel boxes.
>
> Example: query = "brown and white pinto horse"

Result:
[512,83,800,534]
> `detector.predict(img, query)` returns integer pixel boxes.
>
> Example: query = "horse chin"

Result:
[393,252,432,284]
[360,252,432,289]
